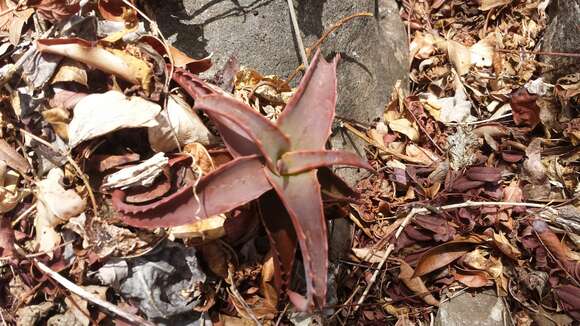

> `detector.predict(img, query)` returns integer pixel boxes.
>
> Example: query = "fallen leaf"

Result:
[0,216,14,257]
[68,90,161,148]
[0,161,27,214]
[479,0,511,11]
[102,152,168,190]
[511,88,540,128]
[388,118,419,142]
[0,139,30,175]
[37,38,152,91]
[453,270,493,288]
[413,236,482,277]
[27,0,80,22]
[352,247,387,264]
[398,260,439,306]
[35,168,86,255]
[148,94,216,152]
[51,58,88,87]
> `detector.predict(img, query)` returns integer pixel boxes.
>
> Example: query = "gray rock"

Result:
[435,290,509,326]
[153,0,408,185]
[539,0,580,83]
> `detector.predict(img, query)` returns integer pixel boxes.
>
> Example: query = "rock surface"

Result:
[153,0,408,184]
[435,290,508,326]
[539,0,580,83]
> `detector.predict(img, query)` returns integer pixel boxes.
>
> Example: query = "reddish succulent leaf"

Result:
[510,88,540,128]
[265,169,327,311]
[258,191,297,300]
[195,95,290,172]
[0,139,30,175]
[276,49,339,151]
[465,167,501,182]
[124,173,171,204]
[413,237,482,277]
[278,150,374,175]
[113,155,272,228]
[172,67,261,158]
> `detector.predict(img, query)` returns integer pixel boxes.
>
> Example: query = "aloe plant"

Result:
[113,50,374,311]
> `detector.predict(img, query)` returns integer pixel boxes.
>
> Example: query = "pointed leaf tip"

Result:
[194,95,290,172]
[276,49,339,151]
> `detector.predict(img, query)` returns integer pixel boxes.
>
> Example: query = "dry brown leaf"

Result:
[51,58,88,87]
[0,139,30,175]
[352,247,387,264]
[453,270,493,288]
[398,260,439,306]
[0,161,27,214]
[37,38,152,91]
[479,0,511,11]
[413,236,482,277]
[388,118,419,142]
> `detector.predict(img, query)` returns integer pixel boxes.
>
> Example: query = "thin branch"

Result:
[286,0,308,69]
[495,48,580,58]
[34,259,154,326]
[354,207,418,312]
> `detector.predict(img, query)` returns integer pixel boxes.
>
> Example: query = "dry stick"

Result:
[354,200,556,311]
[495,48,580,58]
[286,12,373,83]
[446,113,513,126]
[286,0,308,69]
[353,207,417,312]
[34,259,154,326]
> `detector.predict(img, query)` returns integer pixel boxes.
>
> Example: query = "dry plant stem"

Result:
[447,113,513,126]
[286,12,372,83]
[495,48,580,58]
[286,0,308,69]
[307,12,373,57]
[34,259,155,326]
[354,208,418,312]
[226,274,262,326]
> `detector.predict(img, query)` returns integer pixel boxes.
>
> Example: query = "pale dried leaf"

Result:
[68,91,161,148]
[148,95,216,152]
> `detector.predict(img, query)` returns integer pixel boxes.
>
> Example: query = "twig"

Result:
[495,48,580,58]
[11,203,36,227]
[354,208,418,312]
[227,270,262,325]
[34,259,154,326]
[286,0,308,69]
[286,12,373,83]
[446,113,513,126]
[307,12,373,57]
